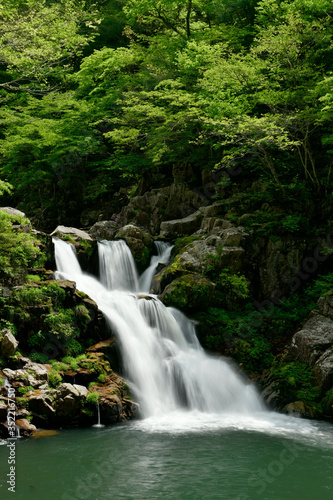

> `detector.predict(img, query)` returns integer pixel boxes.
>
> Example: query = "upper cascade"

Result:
[53,237,265,419]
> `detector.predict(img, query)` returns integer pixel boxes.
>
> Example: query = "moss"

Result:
[173,236,200,256]
[161,273,215,312]
[86,391,100,405]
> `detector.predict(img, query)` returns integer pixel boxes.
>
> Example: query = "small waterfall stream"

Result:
[139,241,173,293]
[53,237,265,419]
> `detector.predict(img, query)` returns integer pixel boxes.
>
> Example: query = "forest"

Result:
[0,0,332,229]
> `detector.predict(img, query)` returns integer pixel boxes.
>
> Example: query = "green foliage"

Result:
[30,352,50,364]
[86,391,100,405]
[18,385,34,396]
[0,211,45,279]
[0,377,4,386]
[48,370,63,388]
[14,286,46,306]
[97,373,107,383]
[272,361,320,406]
[44,310,78,339]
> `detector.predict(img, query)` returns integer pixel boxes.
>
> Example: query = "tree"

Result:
[0,0,100,93]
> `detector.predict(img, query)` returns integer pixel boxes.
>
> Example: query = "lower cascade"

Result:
[53,238,265,419]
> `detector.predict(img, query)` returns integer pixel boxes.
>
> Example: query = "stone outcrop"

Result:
[0,329,19,358]
[160,211,204,238]
[120,183,208,234]
[51,225,93,241]
[89,220,118,240]
[261,294,333,415]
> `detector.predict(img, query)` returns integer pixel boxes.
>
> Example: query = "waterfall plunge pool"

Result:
[1,238,332,499]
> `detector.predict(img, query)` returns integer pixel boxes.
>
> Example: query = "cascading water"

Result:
[139,241,173,293]
[53,237,265,420]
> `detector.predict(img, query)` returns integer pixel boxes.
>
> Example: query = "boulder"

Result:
[116,224,154,271]
[22,361,48,381]
[29,394,56,420]
[54,383,88,418]
[89,220,118,240]
[0,329,18,358]
[160,211,204,238]
[159,273,215,312]
[289,314,333,365]
[51,225,93,241]
[121,183,208,234]
[313,347,333,394]
[251,237,307,298]
[15,418,37,436]
[0,207,26,218]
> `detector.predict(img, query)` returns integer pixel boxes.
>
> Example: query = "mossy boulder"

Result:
[159,273,215,313]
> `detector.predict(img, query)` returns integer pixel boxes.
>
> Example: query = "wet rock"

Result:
[51,225,93,241]
[15,418,37,436]
[282,401,313,418]
[116,224,154,271]
[0,329,19,358]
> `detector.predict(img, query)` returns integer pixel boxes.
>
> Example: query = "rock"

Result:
[160,211,204,238]
[282,401,312,418]
[2,368,18,380]
[29,394,56,420]
[51,225,93,241]
[289,314,333,365]
[0,329,18,358]
[89,220,118,240]
[251,237,307,298]
[116,224,153,247]
[159,273,215,312]
[313,347,333,394]
[121,183,208,234]
[0,400,7,421]
[115,224,154,271]
[99,394,123,424]
[0,206,26,218]
[15,419,37,436]
[22,361,48,381]
[54,383,88,419]
[317,294,333,321]
[198,202,225,218]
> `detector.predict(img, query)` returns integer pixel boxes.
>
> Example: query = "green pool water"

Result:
[1,412,332,500]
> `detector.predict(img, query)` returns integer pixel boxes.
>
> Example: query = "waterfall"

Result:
[98,239,139,292]
[53,237,265,419]
[93,400,104,428]
[139,241,173,293]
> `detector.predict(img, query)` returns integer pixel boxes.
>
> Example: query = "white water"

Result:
[92,400,104,428]
[53,237,327,439]
[139,241,173,293]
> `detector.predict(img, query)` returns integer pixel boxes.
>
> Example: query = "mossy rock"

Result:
[159,273,215,313]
